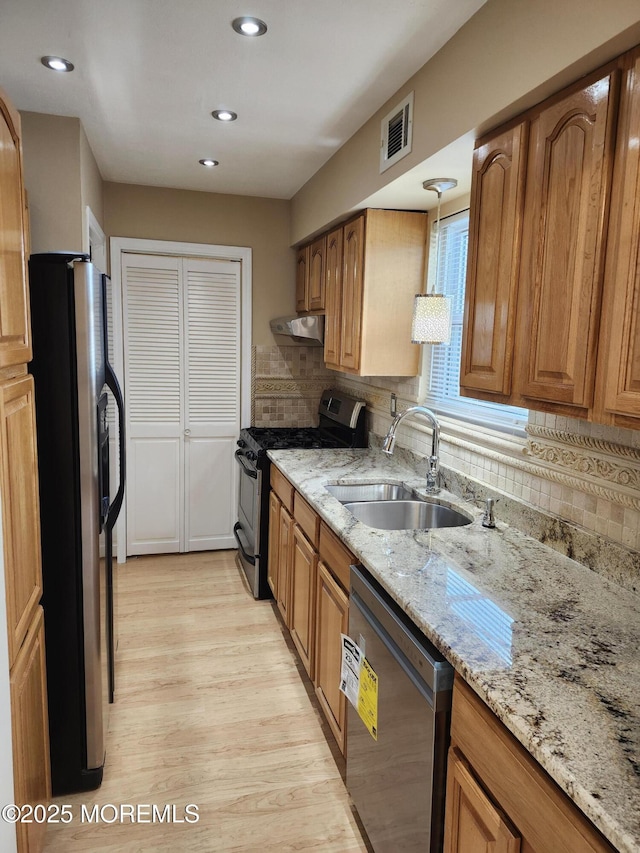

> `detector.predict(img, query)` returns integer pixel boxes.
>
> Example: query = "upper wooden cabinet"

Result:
[461,122,527,398]
[295,236,326,312]
[325,209,427,377]
[597,47,640,426]
[514,70,617,415]
[323,227,343,367]
[0,88,31,368]
[460,58,638,424]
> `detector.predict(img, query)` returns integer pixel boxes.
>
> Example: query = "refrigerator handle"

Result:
[105,361,126,529]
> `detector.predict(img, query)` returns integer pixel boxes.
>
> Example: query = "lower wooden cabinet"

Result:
[314,561,349,755]
[267,491,280,598]
[444,747,520,853]
[1,374,42,667]
[10,605,51,853]
[276,505,293,626]
[269,467,353,754]
[290,525,317,677]
[447,676,615,853]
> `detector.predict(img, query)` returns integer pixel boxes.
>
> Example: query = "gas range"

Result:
[234,390,367,599]
[238,425,358,455]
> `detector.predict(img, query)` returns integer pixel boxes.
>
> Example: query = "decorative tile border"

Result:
[526,423,640,510]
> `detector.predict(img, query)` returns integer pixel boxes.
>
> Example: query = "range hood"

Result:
[270,314,324,346]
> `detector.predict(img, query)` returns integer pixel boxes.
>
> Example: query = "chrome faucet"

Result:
[382,406,441,494]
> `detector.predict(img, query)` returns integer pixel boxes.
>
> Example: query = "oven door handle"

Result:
[235,449,258,479]
[233,522,256,565]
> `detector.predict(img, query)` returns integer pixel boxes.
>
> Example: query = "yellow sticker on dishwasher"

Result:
[357,657,379,741]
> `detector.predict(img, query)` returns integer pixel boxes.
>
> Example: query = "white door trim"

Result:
[110,236,252,564]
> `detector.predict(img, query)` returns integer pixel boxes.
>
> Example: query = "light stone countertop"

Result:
[268,447,640,853]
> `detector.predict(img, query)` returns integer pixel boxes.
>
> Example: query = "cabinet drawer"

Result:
[451,676,614,853]
[270,465,294,512]
[319,522,353,592]
[294,492,319,547]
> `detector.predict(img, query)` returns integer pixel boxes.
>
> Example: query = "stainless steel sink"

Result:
[326,482,414,503]
[343,499,472,530]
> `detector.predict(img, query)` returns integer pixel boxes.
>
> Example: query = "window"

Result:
[424,210,528,435]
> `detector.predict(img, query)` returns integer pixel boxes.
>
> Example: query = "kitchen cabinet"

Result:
[290,526,317,676]
[270,463,295,624]
[461,58,625,422]
[0,88,31,369]
[0,86,50,853]
[596,47,640,426]
[295,245,309,313]
[445,676,615,853]
[460,122,527,399]
[0,375,42,668]
[290,492,319,677]
[10,606,51,853]
[269,467,354,753]
[295,236,326,313]
[514,68,617,415]
[444,747,520,853]
[324,209,427,377]
[267,491,280,599]
[323,227,343,367]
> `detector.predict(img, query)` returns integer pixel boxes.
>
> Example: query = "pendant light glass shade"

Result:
[411,293,452,344]
[411,176,457,345]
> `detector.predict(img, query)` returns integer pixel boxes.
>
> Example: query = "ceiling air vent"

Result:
[380,92,414,173]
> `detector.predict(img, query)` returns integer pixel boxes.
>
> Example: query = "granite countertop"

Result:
[268,447,640,853]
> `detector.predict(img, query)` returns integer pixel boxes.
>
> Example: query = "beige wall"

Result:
[80,124,104,250]
[291,0,640,244]
[103,183,294,346]
[21,112,84,253]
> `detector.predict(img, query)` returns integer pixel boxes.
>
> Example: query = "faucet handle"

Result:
[482,497,496,529]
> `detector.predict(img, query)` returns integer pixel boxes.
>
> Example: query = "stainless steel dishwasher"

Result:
[347,565,453,852]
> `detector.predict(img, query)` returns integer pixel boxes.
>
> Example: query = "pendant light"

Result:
[411,177,458,345]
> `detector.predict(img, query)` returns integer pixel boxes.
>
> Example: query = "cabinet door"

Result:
[0,89,31,368]
[308,236,326,311]
[314,561,348,755]
[324,227,343,368]
[0,375,42,667]
[515,70,617,413]
[267,491,280,597]
[10,606,51,853]
[598,49,640,422]
[289,525,317,677]
[461,122,527,398]
[295,245,310,312]
[340,216,365,371]
[276,506,293,626]
[444,747,521,853]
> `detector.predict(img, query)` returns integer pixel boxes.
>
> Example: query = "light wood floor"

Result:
[43,551,370,852]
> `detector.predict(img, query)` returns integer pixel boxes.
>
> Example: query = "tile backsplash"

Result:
[250,359,640,589]
[331,375,640,589]
[251,345,334,426]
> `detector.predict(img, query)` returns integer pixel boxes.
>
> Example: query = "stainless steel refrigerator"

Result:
[29,252,125,795]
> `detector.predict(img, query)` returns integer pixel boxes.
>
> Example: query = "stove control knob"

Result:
[237,438,246,448]
[246,450,257,461]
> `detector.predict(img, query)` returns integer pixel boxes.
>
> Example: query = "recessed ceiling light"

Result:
[199,159,219,168]
[232,17,267,36]
[41,55,74,72]
[212,109,238,122]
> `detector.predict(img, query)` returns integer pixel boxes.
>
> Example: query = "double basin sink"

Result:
[326,482,472,531]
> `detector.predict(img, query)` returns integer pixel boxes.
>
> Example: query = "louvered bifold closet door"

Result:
[123,254,183,555]
[183,257,240,551]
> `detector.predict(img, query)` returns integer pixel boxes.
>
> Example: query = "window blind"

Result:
[426,210,528,435]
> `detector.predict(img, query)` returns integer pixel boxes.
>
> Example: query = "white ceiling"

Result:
[0,0,484,202]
